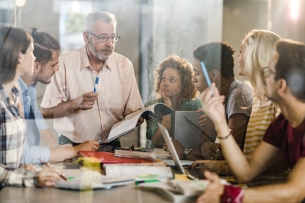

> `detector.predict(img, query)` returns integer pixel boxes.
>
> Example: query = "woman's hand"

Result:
[197,171,224,203]
[37,166,64,187]
[20,164,37,172]
[160,90,172,108]
[199,83,226,125]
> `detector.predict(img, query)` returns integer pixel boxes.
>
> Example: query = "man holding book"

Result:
[41,11,143,151]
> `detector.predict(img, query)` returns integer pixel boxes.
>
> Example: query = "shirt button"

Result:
[101,108,104,111]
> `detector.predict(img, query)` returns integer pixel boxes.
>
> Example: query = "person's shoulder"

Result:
[145,98,163,107]
[182,97,202,110]
[59,47,83,61]
[112,52,132,65]
[228,80,253,103]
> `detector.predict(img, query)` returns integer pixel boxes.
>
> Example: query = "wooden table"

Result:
[0,183,172,203]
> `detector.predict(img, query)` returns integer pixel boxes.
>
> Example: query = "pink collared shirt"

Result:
[41,46,143,143]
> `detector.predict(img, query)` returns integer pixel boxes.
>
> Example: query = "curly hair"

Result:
[154,55,198,101]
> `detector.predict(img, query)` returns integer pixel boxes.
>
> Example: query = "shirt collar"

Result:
[80,45,112,72]
[18,77,29,94]
[0,84,19,101]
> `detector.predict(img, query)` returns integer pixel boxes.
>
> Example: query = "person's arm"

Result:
[242,158,305,202]
[200,84,280,183]
[48,140,100,162]
[227,113,248,149]
[39,129,58,148]
[151,114,171,146]
[197,159,305,203]
[41,92,98,119]
[0,164,62,187]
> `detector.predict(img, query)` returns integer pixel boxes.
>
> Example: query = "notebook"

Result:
[158,123,203,179]
[174,111,217,151]
[55,170,135,190]
[80,151,155,164]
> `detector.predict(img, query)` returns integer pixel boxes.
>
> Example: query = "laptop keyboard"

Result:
[184,167,205,179]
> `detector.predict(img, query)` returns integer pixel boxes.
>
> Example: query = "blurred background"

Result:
[1,0,304,147]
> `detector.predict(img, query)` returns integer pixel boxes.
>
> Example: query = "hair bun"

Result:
[31,27,38,36]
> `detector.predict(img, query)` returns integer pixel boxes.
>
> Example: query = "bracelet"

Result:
[221,185,244,203]
[218,133,232,140]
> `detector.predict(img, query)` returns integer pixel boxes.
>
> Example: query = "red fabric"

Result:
[80,151,155,164]
[263,113,305,169]
[221,185,244,203]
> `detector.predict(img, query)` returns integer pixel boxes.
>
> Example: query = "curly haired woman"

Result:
[145,55,202,147]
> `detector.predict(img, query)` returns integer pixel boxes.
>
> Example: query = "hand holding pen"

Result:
[37,158,67,187]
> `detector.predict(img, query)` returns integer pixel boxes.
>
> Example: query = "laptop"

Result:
[158,123,204,179]
[174,111,217,151]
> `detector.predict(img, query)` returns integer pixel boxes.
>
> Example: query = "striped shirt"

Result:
[243,97,281,155]
[0,84,35,187]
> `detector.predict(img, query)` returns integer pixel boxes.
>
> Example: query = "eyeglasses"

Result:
[87,32,120,43]
[262,66,280,78]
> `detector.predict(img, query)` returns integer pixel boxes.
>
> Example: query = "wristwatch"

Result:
[181,149,192,159]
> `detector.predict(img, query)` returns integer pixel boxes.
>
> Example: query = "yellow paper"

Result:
[174,174,189,181]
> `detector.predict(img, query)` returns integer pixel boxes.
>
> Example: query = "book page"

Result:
[104,163,172,179]
[107,103,173,142]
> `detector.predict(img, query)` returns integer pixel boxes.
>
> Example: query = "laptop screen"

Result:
[158,123,185,175]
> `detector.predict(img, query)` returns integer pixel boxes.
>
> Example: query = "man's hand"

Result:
[73,92,98,110]
[198,109,207,127]
[162,139,185,159]
[136,116,144,127]
[20,164,37,172]
[197,171,224,203]
[37,166,64,187]
[190,160,227,175]
[73,140,100,152]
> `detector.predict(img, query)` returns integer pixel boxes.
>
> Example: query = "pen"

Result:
[93,76,99,93]
[200,61,213,95]
[38,158,67,181]
[135,179,160,185]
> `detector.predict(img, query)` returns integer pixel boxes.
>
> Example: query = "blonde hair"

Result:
[242,29,281,100]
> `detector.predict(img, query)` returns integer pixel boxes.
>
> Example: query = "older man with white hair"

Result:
[41,11,143,151]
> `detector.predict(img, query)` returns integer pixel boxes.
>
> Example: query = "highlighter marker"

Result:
[93,76,99,93]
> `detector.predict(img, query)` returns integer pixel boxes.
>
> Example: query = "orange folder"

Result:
[80,151,155,164]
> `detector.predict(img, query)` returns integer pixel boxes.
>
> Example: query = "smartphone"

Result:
[200,61,211,87]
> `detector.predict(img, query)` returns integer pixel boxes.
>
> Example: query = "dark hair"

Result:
[275,39,305,101]
[193,42,235,79]
[0,27,33,84]
[31,27,60,65]
[154,55,198,101]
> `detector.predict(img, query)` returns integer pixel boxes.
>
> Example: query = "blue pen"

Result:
[93,76,99,93]
[200,61,211,87]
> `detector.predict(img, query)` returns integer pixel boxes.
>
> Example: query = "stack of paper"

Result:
[114,150,156,159]
[104,162,173,180]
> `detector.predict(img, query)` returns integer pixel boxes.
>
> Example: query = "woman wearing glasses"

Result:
[191,29,289,186]
[145,55,202,148]
[0,27,63,187]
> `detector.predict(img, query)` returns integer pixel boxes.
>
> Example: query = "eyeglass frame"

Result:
[262,66,281,79]
[87,31,120,43]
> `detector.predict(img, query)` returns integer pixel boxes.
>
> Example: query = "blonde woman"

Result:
[191,30,289,185]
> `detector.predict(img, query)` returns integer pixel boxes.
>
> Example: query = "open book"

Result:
[106,102,173,143]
